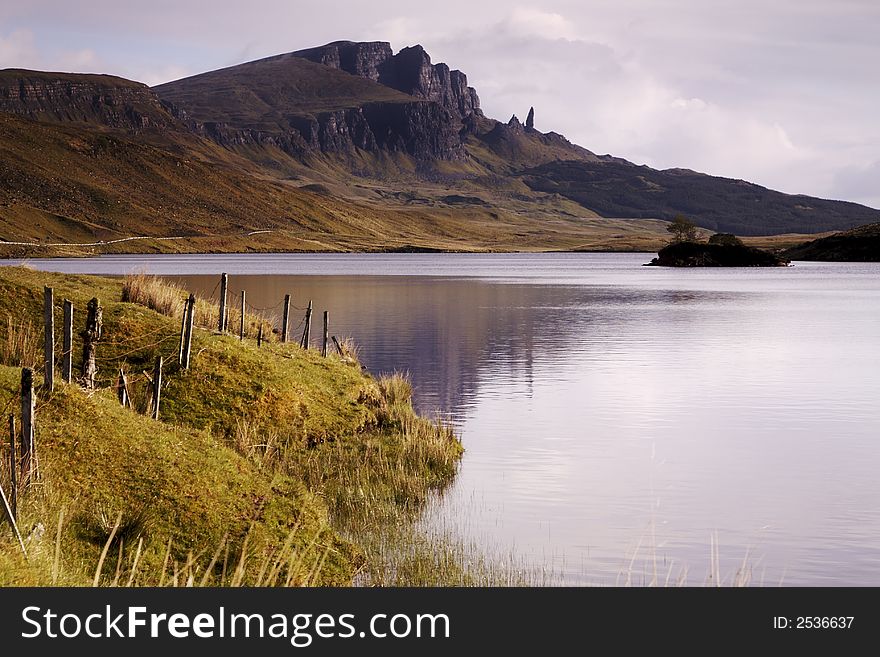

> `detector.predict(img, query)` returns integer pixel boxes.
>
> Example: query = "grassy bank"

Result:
[0,266,464,586]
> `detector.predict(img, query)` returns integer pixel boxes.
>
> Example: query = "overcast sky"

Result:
[1,1,878,207]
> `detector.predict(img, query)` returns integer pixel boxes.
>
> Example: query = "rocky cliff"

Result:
[0,70,176,131]
[155,51,468,161]
[293,41,481,121]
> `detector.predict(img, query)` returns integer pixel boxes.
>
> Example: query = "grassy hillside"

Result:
[783,222,880,261]
[519,160,880,235]
[0,111,676,255]
[0,266,463,585]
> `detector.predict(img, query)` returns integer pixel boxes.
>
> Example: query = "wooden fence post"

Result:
[322,311,329,357]
[151,357,163,420]
[281,294,290,343]
[44,286,54,393]
[218,273,228,333]
[80,298,102,389]
[301,300,312,349]
[62,299,73,384]
[0,480,26,558]
[8,415,16,520]
[20,368,34,485]
[116,369,130,407]
[332,335,345,357]
[182,294,195,370]
[257,323,263,348]
[178,300,187,365]
[239,291,246,341]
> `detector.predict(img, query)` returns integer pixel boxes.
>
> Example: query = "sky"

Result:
[1,0,878,207]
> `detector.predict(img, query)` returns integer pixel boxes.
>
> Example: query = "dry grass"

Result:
[1,315,40,369]
[122,272,270,341]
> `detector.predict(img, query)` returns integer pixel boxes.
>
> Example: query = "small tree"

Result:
[708,233,743,247]
[666,214,698,243]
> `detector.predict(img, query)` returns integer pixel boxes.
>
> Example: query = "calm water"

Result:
[11,253,880,585]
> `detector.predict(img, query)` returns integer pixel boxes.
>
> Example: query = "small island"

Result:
[647,216,790,267]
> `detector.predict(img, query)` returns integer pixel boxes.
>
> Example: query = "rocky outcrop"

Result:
[294,42,481,121]
[648,241,790,267]
[293,41,393,82]
[378,45,480,119]
[0,70,176,131]
[526,107,535,130]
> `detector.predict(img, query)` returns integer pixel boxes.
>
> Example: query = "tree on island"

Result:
[666,214,698,243]
[708,233,743,247]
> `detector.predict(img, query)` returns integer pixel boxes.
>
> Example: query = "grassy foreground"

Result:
[0,266,467,586]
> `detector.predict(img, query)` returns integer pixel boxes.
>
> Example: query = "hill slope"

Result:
[784,222,880,261]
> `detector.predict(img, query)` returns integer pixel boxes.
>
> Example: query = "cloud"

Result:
[127,64,192,87]
[504,8,578,41]
[420,8,873,202]
[831,160,880,209]
[0,28,40,69]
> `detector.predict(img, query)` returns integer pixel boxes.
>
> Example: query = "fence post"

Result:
[151,357,163,420]
[301,300,312,349]
[20,368,34,486]
[43,286,54,393]
[80,298,102,389]
[218,273,228,333]
[332,335,344,357]
[322,311,329,357]
[116,369,129,407]
[62,299,73,384]
[178,300,187,366]
[240,291,246,341]
[8,415,16,520]
[0,481,26,558]
[281,294,290,343]
[182,294,195,370]
[257,323,263,348]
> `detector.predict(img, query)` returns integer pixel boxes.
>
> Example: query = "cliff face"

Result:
[0,70,176,131]
[293,41,481,121]
[169,100,465,161]
[293,41,393,82]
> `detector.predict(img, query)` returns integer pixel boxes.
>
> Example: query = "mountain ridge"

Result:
[1,40,878,253]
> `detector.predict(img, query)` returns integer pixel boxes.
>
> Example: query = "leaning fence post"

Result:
[332,335,344,357]
[281,294,290,343]
[301,300,312,349]
[322,311,329,357]
[239,291,246,341]
[178,299,187,365]
[43,286,54,393]
[62,299,73,384]
[0,480,26,558]
[116,369,129,407]
[80,298,102,389]
[8,415,16,520]
[151,357,163,420]
[20,368,35,486]
[218,273,228,333]
[182,294,195,370]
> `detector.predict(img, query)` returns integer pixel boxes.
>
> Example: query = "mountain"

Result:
[1,41,878,255]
